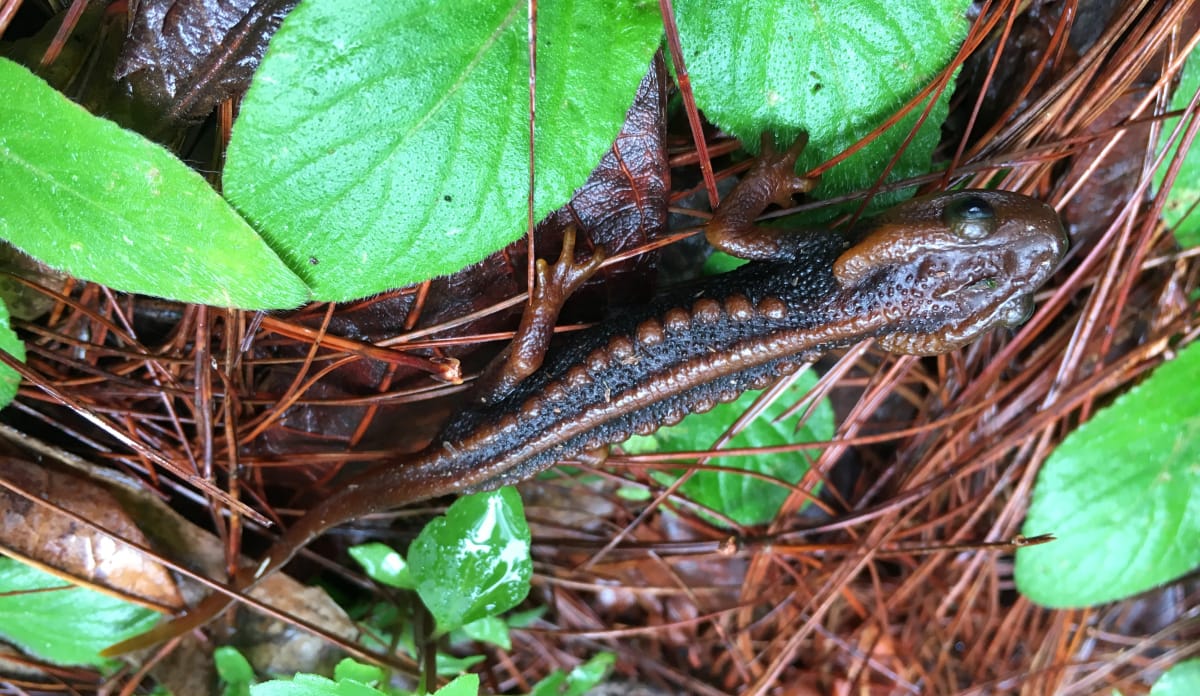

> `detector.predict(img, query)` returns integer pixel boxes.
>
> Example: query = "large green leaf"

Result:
[0,558,159,667]
[675,0,969,207]
[0,59,310,309]
[225,0,662,301]
[1016,341,1200,607]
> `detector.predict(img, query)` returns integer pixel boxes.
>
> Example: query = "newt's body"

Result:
[106,138,1067,655]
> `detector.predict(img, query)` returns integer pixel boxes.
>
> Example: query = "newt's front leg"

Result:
[705,133,820,260]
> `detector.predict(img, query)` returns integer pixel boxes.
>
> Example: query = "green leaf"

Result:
[0,557,160,667]
[1016,341,1200,607]
[1153,47,1200,247]
[434,674,480,696]
[1151,660,1200,696]
[431,653,486,678]
[615,485,653,501]
[527,672,568,696]
[216,646,256,696]
[225,0,662,301]
[355,607,486,677]
[349,542,415,589]
[675,0,968,208]
[0,59,310,310]
[460,616,511,650]
[0,300,25,409]
[526,653,614,696]
[623,371,834,526]
[332,659,386,688]
[563,652,615,695]
[701,250,749,276]
[408,488,532,633]
[251,673,387,696]
[503,605,546,628]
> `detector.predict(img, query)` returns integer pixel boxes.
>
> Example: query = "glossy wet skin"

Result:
[834,189,1068,354]
[103,158,1068,656]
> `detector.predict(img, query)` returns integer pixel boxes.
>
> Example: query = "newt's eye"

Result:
[944,195,996,240]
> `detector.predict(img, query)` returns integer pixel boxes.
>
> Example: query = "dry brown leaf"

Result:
[116,0,298,122]
[0,456,182,611]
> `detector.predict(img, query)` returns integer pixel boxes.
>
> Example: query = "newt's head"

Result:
[836,190,1068,355]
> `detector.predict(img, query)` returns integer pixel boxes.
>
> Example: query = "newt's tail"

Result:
[101,585,239,656]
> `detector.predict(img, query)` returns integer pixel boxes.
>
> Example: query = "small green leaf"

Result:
[332,659,386,687]
[251,673,387,696]
[408,488,532,633]
[1153,47,1200,247]
[504,606,545,629]
[0,558,160,667]
[355,610,486,677]
[526,653,614,696]
[1151,660,1200,696]
[675,0,968,208]
[216,646,256,696]
[349,542,415,589]
[0,59,310,310]
[1016,341,1200,607]
[615,485,653,501]
[623,371,834,526]
[434,674,480,696]
[527,672,567,696]
[432,653,486,677]
[225,0,662,301]
[564,652,615,695]
[460,616,511,650]
[0,300,26,409]
[701,250,748,276]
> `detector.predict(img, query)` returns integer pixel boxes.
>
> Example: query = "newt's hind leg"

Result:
[473,228,606,405]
